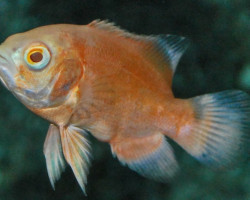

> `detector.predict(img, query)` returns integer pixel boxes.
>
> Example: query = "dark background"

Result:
[0,0,249,199]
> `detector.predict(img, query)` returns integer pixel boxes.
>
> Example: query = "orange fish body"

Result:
[0,20,249,194]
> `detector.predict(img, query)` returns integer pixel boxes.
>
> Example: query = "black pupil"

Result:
[30,52,43,63]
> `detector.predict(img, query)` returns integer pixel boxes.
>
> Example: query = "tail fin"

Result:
[176,90,250,168]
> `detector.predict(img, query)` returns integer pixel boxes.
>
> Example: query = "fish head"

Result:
[0,25,84,109]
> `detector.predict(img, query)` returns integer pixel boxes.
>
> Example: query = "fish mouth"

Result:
[0,53,52,108]
[0,55,16,91]
[0,62,59,108]
[0,53,69,109]
[0,51,58,108]
[0,60,58,108]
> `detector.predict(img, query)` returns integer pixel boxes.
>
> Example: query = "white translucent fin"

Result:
[178,90,250,168]
[60,125,91,195]
[89,19,188,73]
[110,133,179,182]
[155,35,188,72]
[43,124,66,189]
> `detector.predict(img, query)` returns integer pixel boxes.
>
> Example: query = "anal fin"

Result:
[110,133,178,182]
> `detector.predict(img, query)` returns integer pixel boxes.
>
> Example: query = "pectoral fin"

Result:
[110,133,179,182]
[60,125,92,194]
[44,124,66,189]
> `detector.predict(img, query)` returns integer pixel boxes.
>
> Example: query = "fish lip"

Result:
[0,51,18,91]
[0,54,8,62]
[0,75,9,90]
[0,62,16,91]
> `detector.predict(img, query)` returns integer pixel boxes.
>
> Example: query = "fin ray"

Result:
[89,19,188,74]
[110,133,179,182]
[155,35,188,72]
[176,90,250,168]
[43,124,66,189]
[60,125,91,194]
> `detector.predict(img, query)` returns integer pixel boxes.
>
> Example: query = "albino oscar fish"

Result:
[0,20,249,194]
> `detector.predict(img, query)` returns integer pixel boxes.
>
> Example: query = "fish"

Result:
[0,20,249,194]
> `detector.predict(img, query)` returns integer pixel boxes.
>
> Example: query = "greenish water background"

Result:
[0,0,249,199]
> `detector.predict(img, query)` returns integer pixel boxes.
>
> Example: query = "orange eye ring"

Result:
[27,48,43,64]
[24,45,50,70]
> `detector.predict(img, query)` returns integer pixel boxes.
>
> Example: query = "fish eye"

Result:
[24,45,51,70]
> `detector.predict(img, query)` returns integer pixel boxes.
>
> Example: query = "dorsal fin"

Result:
[154,35,188,72]
[88,19,142,39]
[88,20,188,73]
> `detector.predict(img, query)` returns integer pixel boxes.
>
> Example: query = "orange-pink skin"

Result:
[14,23,195,161]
